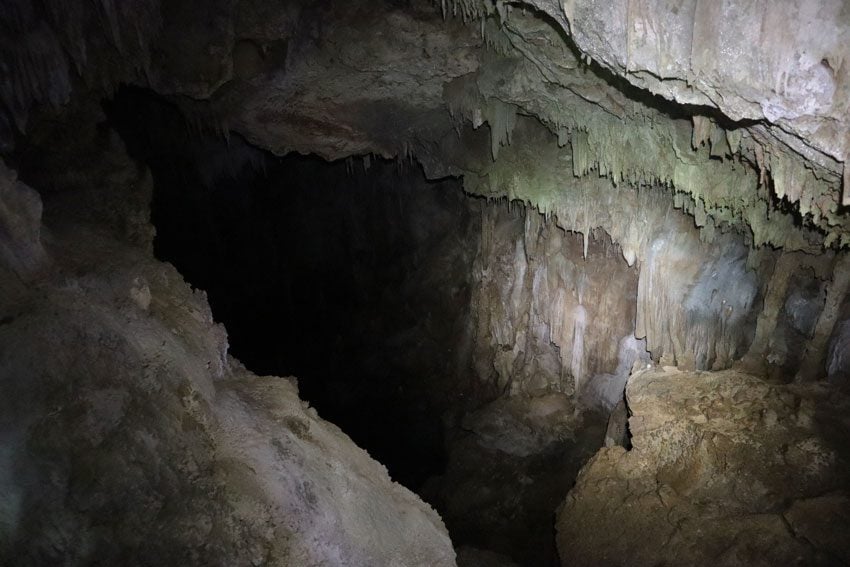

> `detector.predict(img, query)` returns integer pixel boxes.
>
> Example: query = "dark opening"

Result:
[104,86,481,491]
[100,86,612,567]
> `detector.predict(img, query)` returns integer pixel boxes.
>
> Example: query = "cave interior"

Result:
[2,1,850,566]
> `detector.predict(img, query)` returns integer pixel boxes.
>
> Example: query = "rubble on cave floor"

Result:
[424,393,606,567]
[557,366,850,567]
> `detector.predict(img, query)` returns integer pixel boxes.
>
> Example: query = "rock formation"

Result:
[0,161,455,566]
[558,367,850,566]
[2,0,850,565]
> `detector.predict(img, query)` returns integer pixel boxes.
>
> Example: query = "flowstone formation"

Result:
[466,195,644,401]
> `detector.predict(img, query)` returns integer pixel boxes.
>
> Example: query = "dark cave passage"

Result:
[101,87,611,567]
[105,86,482,491]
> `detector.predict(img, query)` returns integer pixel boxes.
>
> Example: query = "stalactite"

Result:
[0,21,71,131]
[571,304,587,391]
[0,0,162,137]
[458,33,845,250]
[485,99,518,160]
[691,115,712,150]
[843,159,850,207]
[481,16,514,56]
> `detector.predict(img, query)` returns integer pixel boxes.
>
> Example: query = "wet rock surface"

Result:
[556,366,850,566]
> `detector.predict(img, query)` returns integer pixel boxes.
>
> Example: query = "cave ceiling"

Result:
[2,0,849,252]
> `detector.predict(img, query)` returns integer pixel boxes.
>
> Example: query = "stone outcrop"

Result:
[556,366,850,566]
[0,194,455,565]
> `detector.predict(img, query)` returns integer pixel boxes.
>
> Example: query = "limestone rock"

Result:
[556,367,850,566]
[0,224,455,566]
[558,0,850,164]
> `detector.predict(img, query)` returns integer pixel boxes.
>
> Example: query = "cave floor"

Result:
[425,394,607,567]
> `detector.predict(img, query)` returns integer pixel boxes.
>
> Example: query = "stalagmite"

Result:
[796,253,850,382]
[743,252,801,369]
[571,304,587,392]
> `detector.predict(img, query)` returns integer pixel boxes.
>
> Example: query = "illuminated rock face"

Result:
[557,367,850,567]
[3,0,849,246]
[558,0,850,163]
[2,0,850,566]
[0,162,455,566]
[466,200,642,400]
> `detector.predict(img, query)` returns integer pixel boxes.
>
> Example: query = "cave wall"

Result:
[94,86,791,407]
[3,0,850,564]
[468,201,640,404]
[0,156,457,566]
[3,0,849,386]
[463,117,770,376]
[4,0,847,249]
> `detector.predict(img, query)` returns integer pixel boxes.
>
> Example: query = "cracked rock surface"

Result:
[556,366,850,566]
[556,0,850,164]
